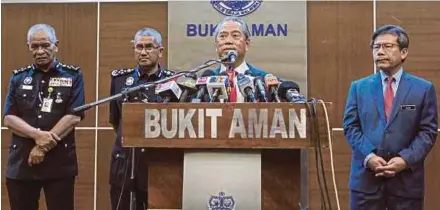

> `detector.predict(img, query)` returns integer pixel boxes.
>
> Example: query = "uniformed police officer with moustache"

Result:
[3,24,85,210]
[109,28,174,210]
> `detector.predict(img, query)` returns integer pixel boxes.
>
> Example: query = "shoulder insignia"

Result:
[162,69,175,76]
[111,68,135,77]
[60,63,80,71]
[12,65,32,75]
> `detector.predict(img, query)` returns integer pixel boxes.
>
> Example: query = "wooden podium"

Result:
[122,102,332,210]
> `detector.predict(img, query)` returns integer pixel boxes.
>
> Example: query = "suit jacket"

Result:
[343,71,438,198]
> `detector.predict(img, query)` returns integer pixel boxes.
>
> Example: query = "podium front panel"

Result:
[182,151,261,210]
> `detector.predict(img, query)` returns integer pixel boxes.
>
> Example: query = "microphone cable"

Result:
[306,98,332,210]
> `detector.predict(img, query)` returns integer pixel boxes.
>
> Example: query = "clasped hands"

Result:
[28,130,61,166]
[367,154,408,178]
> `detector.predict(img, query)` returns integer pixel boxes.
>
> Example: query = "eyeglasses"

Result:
[371,43,400,51]
[135,44,160,52]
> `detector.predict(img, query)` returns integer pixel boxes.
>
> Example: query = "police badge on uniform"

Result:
[208,192,236,210]
[23,77,32,84]
[125,77,134,86]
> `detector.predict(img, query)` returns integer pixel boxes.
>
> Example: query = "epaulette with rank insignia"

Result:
[12,65,32,75]
[162,69,175,76]
[60,63,80,71]
[111,68,135,77]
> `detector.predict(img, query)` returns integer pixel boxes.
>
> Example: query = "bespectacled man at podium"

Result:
[108,27,175,210]
[212,16,272,103]
[343,25,438,210]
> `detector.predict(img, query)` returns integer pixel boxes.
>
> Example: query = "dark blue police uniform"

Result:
[3,60,85,210]
[108,65,174,210]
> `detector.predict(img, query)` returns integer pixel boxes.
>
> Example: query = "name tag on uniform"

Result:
[49,77,72,87]
[41,98,53,112]
[21,85,33,90]
[401,104,416,111]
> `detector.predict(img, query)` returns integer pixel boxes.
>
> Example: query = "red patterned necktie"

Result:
[226,69,237,102]
[384,77,395,120]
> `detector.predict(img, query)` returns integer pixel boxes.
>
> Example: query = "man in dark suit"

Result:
[212,16,271,102]
[343,25,438,210]
[3,23,85,210]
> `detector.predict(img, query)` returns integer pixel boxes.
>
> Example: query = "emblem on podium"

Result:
[208,191,236,210]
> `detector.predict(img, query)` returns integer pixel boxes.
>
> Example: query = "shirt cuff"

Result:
[364,152,376,168]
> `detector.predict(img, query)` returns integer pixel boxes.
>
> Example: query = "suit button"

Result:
[116,154,120,158]
[13,145,17,149]
[64,144,68,148]
[141,148,145,152]
[38,115,42,118]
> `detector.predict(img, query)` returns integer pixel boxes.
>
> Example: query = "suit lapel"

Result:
[386,72,412,128]
[371,73,387,124]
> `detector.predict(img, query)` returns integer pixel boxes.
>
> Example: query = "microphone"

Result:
[277,81,306,103]
[264,74,281,102]
[244,70,268,102]
[192,69,216,103]
[226,50,237,63]
[206,72,230,102]
[236,73,257,103]
[155,80,182,103]
[176,74,197,102]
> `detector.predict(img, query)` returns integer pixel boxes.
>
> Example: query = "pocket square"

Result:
[400,105,416,111]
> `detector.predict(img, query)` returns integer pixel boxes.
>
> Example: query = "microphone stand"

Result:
[72,57,228,210]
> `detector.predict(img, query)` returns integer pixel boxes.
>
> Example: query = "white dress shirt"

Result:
[219,61,250,103]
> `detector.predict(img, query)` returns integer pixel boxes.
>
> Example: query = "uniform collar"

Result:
[137,64,164,80]
[31,59,60,75]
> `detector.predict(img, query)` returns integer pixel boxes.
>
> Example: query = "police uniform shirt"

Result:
[109,65,175,151]
[108,65,174,190]
[3,60,85,180]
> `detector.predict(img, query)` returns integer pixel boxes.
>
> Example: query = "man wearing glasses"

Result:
[3,23,85,210]
[108,27,174,210]
[343,25,438,209]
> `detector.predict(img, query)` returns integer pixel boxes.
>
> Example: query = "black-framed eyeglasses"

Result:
[371,43,400,51]
[135,44,160,52]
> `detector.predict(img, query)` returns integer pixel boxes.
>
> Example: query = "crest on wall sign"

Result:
[208,191,236,210]
[211,0,263,17]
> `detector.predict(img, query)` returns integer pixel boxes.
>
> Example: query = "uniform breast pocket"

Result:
[53,88,71,110]
[14,89,36,111]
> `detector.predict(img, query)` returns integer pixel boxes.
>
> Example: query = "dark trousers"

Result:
[110,185,147,210]
[6,177,75,210]
[350,185,423,210]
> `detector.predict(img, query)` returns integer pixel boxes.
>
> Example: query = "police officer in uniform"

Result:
[109,28,174,210]
[3,24,85,210]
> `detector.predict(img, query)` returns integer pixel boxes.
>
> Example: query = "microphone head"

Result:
[155,80,182,101]
[236,73,255,96]
[226,50,237,63]
[244,70,256,77]
[277,81,300,100]
[206,75,230,100]
[264,74,280,89]
[201,69,216,77]
[176,75,197,92]
[196,69,216,87]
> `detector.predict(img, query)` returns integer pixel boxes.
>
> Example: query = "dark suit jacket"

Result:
[343,71,438,198]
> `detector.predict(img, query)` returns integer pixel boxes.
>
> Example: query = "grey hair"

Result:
[214,16,251,41]
[132,28,163,47]
[371,24,409,50]
[27,24,57,44]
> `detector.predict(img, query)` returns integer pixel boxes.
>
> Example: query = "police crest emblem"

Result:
[23,77,32,84]
[208,191,236,210]
[210,0,262,17]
